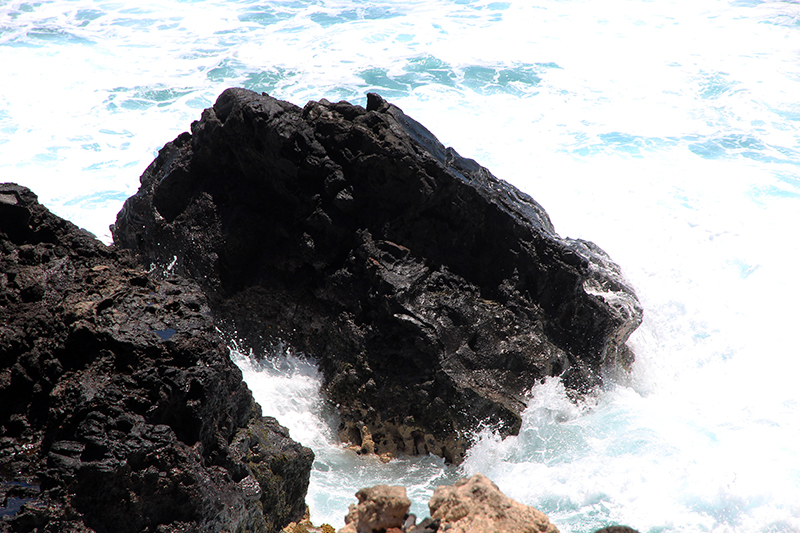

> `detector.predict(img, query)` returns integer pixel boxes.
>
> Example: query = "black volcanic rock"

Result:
[112,88,642,463]
[0,183,313,533]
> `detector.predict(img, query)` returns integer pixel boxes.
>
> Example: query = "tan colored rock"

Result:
[429,473,559,533]
[339,485,411,533]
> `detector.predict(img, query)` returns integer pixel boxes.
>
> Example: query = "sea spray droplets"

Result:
[228,344,460,529]
[230,345,337,450]
[462,371,800,533]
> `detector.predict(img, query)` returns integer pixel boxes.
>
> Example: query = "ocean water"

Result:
[3,0,800,531]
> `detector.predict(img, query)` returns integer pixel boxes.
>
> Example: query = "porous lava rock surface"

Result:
[112,88,643,463]
[0,183,313,532]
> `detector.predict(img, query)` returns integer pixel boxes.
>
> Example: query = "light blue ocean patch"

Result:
[358,55,481,95]
[310,6,399,28]
[82,159,125,171]
[696,70,739,100]
[727,258,759,279]
[244,67,300,95]
[730,0,766,7]
[359,67,411,97]
[30,145,69,163]
[1,39,43,49]
[571,132,679,158]
[26,27,96,46]
[31,153,58,163]
[105,86,195,111]
[684,490,763,529]
[207,58,247,82]
[316,86,362,103]
[310,9,358,27]
[75,9,104,26]
[461,63,543,96]
[686,133,759,159]
[98,128,133,137]
[535,494,581,517]
[63,190,129,208]
[238,5,294,26]
[187,95,213,109]
[687,133,799,165]
[749,183,800,203]
[108,11,158,30]
[402,55,457,88]
[772,103,800,122]
[0,108,17,138]
[181,48,224,60]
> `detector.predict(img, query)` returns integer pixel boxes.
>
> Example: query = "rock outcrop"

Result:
[335,474,558,533]
[112,88,642,463]
[0,183,313,532]
[429,474,558,533]
[339,485,411,533]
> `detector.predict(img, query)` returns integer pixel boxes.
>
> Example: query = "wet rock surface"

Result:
[113,88,642,463]
[0,183,313,532]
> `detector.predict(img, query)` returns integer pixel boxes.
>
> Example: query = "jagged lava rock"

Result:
[429,473,558,533]
[0,184,313,532]
[112,88,642,463]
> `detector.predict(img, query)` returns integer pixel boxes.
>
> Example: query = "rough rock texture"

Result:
[0,184,313,532]
[429,473,558,533]
[339,485,411,533]
[112,88,643,463]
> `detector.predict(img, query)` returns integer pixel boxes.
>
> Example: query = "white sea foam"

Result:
[4,0,800,531]
[230,346,460,529]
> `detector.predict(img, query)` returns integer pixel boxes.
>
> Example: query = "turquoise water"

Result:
[3,1,800,531]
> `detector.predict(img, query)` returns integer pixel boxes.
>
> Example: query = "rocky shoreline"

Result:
[2,90,642,532]
[281,474,639,533]
[0,183,313,532]
[113,88,642,464]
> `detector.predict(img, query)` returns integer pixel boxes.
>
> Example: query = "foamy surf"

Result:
[4,0,800,530]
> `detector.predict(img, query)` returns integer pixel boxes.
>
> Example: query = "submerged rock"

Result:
[0,183,313,532]
[113,88,643,463]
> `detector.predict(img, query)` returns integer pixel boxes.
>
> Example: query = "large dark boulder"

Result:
[112,89,642,463]
[0,183,313,533]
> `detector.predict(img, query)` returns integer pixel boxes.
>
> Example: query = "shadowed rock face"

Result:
[113,88,642,463]
[0,183,313,533]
